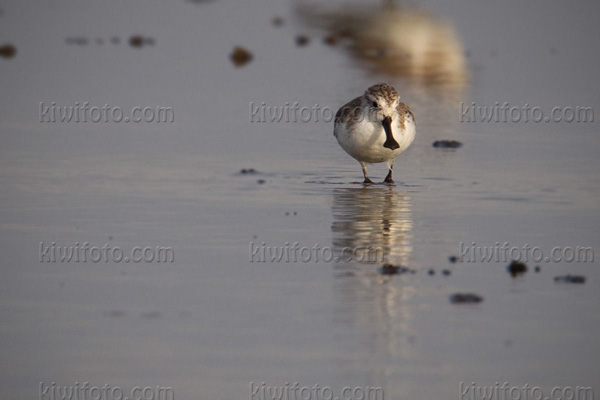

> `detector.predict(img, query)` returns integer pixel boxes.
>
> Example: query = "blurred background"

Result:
[1,0,599,399]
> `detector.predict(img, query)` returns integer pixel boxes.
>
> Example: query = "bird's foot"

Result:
[363,177,374,184]
[384,172,394,184]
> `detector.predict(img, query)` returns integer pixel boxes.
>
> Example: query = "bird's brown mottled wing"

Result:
[396,102,415,129]
[334,96,363,137]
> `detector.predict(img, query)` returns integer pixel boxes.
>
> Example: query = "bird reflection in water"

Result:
[331,185,412,269]
[330,186,416,389]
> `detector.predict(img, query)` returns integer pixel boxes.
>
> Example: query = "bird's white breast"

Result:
[335,110,415,164]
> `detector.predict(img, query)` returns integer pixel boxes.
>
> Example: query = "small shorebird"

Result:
[334,83,416,184]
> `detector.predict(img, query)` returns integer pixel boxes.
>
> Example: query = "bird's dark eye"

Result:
[372,101,378,108]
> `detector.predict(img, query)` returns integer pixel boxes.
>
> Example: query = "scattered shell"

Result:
[450,293,483,304]
[554,275,586,284]
[507,260,527,277]
[433,140,462,148]
[0,43,17,58]
[230,46,253,67]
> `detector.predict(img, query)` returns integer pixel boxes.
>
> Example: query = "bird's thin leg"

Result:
[361,162,373,184]
[384,159,394,183]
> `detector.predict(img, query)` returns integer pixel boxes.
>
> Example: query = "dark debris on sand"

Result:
[507,260,527,277]
[554,275,586,284]
[379,264,415,276]
[450,293,484,304]
[230,46,253,67]
[129,35,155,48]
[433,140,462,148]
[0,43,17,59]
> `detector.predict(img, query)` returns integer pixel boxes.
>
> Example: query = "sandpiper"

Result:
[334,83,415,184]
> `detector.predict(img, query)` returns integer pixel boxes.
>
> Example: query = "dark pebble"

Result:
[296,35,310,47]
[379,264,414,276]
[257,179,266,184]
[554,275,586,284]
[129,35,145,48]
[507,260,527,277]
[433,140,462,148]
[428,269,435,275]
[0,44,16,58]
[230,46,253,67]
[534,266,540,273]
[442,269,451,276]
[240,168,256,174]
[449,255,458,263]
[450,293,484,304]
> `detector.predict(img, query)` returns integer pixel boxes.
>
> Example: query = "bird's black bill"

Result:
[382,116,400,150]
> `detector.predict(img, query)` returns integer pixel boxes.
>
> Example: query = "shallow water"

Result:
[1,0,600,399]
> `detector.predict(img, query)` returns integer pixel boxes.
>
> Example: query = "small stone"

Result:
[534,266,540,273]
[257,179,266,184]
[449,255,458,263]
[0,44,16,58]
[507,260,527,277]
[129,35,145,48]
[433,140,462,148]
[450,293,483,304]
[442,269,451,276]
[230,46,253,67]
[428,269,435,275]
